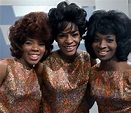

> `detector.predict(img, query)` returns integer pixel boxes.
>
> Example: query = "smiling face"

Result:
[19,38,46,69]
[56,22,81,58]
[92,32,117,61]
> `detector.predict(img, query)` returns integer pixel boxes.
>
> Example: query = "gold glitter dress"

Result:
[89,64,131,113]
[42,51,93,113]
[0,58,42,113]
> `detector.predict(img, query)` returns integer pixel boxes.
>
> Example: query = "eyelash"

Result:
[24,41,45,46]
[94,37,114,43]
[24,41,32,45]
[58,33,79,38]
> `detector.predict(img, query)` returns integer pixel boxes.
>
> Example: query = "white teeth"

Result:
[31,55,38,58]
[100,52,107,54]
[65,47,74,52]
[66,47,73,49]
[98,51,107,56]
[30,55,39,60]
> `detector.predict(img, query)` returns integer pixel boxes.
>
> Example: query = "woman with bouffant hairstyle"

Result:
[9,12,53,61]
[84,10,131,113]
[0,12,53,113]
[40,1,96,113]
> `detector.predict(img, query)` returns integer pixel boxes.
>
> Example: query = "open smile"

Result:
[97,50,109,56]
[64,45,76,52]
[29,54,40,60]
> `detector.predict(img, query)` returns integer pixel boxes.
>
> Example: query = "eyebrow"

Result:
[61,29,79,34]
[95,34,114,37]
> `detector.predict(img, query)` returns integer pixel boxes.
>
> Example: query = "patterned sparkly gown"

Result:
[89,64,131,113]
[0,58,42,113]
[42,50,92,113]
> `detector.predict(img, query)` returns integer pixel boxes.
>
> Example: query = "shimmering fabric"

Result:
[42,51,92,113]
[89,64,131,113]
[0,58,42,113]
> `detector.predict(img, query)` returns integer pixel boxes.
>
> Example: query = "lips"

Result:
[29,54,40,60]
[97,50,109,56]
[64,46,76,52]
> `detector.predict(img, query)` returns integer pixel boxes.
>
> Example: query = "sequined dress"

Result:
[0,58,42,113]
[89,64,131,113]
[42,51,92,113]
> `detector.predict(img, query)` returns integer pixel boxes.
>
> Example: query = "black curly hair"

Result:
[48,1,87,39]
[84,10,131,61]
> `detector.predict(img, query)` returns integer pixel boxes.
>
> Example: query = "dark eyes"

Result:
[39,43,45,46]
[72,33,79,37]
[106,39,114,43]
[58,34,65,38]
[24,41,32,45]
[58,33,79,39]
[94,38,99,42]
[24,41,45,46]
[94,37,114,43]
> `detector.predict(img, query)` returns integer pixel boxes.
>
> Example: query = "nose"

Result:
[65,35,73,43]
[32,44,39,51]
[98,40,107,48]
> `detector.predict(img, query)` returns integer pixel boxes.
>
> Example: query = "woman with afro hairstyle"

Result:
[0,12,53,113]
[84,10,131,113]
[40,1,96,113]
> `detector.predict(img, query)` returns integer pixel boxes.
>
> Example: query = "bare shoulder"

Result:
[127,62,131,68]
[0,59,8,85]
[0,59,8,70]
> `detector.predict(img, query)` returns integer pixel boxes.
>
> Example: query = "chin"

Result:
[30,61,39,66]
[100,58,112,62]
[67,52,76,56]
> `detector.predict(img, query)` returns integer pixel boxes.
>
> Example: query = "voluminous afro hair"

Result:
[9,12,54,60]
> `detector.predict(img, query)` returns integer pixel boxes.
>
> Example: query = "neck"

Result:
[17,58,33,70]
[57,50,78,63]
[100,60,129,71]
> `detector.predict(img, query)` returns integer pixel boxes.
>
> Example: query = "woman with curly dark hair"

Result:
[0,12,53,113]
[84,10,131,113]
[40,1,96,113]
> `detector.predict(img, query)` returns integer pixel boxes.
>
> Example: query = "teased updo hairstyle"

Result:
[48,1,87,38]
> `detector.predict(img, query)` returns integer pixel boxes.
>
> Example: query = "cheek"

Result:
[114,46,117,51]
[77,38,81,43]
[40,47,46,55]
[75,38,81,44]
[92,43,97,50]
[113,41,117,48]
[112,43,117,52]
[57,40,64,47]
[112,47,117,55]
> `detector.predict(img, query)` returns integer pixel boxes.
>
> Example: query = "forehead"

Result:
[62,22,78,33]
[95,32,115,38]
[26,37,44,42]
